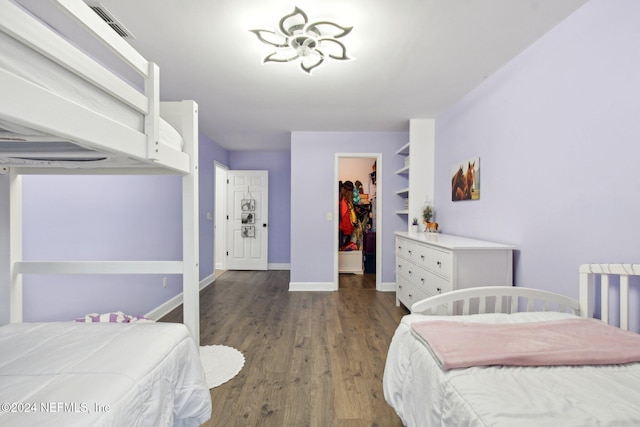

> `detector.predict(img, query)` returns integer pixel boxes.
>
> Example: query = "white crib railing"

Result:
[579,263,640,331]
[411,286,581,316]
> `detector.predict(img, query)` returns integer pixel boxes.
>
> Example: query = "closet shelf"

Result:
[396,188,409,196]
[396,210,409,215]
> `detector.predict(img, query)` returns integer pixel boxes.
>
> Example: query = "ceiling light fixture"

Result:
[249,6,353,75]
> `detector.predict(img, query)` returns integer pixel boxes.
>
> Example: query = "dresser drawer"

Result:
[396,257,413,281]
[414,243,431,270]
[396,238,419,263]
[429,248,452,279]
[413,268,451,294]
[396,238,409,259]
[397,280,429,310]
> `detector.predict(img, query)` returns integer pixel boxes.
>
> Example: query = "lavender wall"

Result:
[434,0,640,307]
[19,134,229,321]
[21,174,183,321]
[290,132,408,285]
[229,150,291,265]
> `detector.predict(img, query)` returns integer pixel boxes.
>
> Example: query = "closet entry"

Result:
[338,156,377,286]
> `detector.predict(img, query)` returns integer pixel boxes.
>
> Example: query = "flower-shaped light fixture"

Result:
[249,6,353,75]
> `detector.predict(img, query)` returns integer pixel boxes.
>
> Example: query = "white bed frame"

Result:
[386,263,640,427]
[411,263,640,330]
[0,0,201,345]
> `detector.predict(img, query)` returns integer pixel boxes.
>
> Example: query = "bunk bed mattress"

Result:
[0,322,211,427]
[0,30,183,151]
[383,312,640,427]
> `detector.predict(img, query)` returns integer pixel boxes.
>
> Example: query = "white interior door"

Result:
[226,170,268,270]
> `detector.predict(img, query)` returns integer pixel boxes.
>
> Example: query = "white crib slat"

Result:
[620,275,629,331]
[510,295,518,314]
[493,296,502,313]
[600,274,610,325]
[579,271,589,318]
[526,297,534,312]
[462,299,470,315]
[478,296,487,314]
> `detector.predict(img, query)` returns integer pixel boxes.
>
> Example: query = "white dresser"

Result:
[395,232,515,310]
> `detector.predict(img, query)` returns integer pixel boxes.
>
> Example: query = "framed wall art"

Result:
[241,199,255,211]
[241,225,255,238]
[451,157,480,201]
[241,212,255,224]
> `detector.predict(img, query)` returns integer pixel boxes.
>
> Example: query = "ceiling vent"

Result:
[85,1,135,39]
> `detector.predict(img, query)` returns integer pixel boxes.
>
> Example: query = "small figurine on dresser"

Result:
[423,205,438,232]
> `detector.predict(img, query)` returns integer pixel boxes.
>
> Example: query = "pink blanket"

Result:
[411,318,640,371]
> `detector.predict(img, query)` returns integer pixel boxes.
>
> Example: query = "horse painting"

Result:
[451,158,479,201]
[452,165,468,200]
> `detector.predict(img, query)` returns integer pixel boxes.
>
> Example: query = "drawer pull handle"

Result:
[421,278,425,283]
[408,250,412,254]
[420,255,425,260]
[437,287,442,293]
[408,294,413,298]
[437,261,442,267]
[408,270,412,275]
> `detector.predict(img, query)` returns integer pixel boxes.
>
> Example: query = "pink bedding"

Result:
[411,318,640,370]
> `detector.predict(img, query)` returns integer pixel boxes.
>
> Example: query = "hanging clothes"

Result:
[339,181,357,250]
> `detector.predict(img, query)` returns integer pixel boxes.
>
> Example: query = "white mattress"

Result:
[383,312,640,427]
[0,322,211,427]
[0,29,183,152]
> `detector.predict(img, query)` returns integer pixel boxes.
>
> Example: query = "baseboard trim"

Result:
[380,282,397,292]
[145,273,216,321]
[268,263,290,270]
[289,281,396,292]
[289,282,337,292]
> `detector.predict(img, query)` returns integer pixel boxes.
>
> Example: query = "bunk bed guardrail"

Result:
[0,0,189,173]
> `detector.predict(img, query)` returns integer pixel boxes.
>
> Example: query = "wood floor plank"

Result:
[162,270,407,427]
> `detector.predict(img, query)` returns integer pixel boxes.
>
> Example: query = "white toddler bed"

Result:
[0,322,211,426]
[383,263,640,426]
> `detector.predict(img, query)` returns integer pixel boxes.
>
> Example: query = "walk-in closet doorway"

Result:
[335,153,382,291]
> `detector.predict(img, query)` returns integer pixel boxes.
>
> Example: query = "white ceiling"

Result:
[19,0,588,151]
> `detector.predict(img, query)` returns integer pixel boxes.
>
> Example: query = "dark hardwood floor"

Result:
[161,270,408,427]
[338,272,377,290]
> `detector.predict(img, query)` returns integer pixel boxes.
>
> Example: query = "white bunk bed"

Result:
[383,263,640,427]
[0,1,210,424]
[0,0,200,338]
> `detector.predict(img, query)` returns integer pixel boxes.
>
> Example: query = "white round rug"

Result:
[199,345,245,389]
